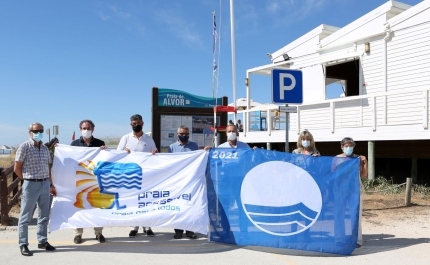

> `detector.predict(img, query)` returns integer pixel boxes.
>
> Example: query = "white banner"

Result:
[49,145,209,234]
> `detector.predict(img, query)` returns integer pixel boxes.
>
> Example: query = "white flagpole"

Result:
[212,11,216,98]
[230,0,237,124]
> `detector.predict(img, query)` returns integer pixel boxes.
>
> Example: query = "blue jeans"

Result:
[18,180,51,247]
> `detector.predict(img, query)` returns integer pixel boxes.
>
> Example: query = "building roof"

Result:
[317,1,411,51]
[0,145,13,150]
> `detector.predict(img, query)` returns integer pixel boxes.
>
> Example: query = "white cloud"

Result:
[265,0,326,24]
[153,9,202,46]
[95,4,145,35]
[107,4,132,20]
[96,11,110,21]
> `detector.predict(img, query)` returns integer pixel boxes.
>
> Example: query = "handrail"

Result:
[0,163,22,226]
[238,87,430,113]
[238,87,430,135]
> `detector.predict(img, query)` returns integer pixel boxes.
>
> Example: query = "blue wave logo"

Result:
[93,161,143,209]
[241,161,322,236]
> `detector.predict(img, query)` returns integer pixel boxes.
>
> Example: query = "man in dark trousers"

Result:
[71,119,107,244]
[168,125,198,239]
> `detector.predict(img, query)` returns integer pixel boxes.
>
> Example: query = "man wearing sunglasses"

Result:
[14,122,56,256]
[70,119,107,244]
[117,114,157,238]
[168,125,198,239]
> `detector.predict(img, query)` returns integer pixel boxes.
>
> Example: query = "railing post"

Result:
[372,96,376,131]
[0,167,8,226]
[405,177,412,206]
[13,172,18,197]
[330,102,335,133]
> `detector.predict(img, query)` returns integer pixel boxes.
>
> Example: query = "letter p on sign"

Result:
[279,73,296,99]
[272,69,303,104]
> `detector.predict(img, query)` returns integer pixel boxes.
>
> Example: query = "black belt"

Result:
[25,178,48,182]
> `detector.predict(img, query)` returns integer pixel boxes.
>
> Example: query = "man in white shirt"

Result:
[117,114,157,237]
[218,124,256,149]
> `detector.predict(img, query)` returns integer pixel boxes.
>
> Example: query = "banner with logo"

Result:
[206,148,360,255]
[49,145,209,234]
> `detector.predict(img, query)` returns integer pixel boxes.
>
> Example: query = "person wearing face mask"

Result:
[292,130,320,156]
[70,120,107,244]
[334,137,368,248]
[167,125,199,239]
[14,122,56,256]
[117,114,158,238]
[218,124,256,149]
[336,137,368,179]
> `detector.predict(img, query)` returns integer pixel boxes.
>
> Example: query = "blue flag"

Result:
[206,148,360,255]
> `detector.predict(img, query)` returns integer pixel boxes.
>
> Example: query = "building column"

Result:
[368,141,375,180]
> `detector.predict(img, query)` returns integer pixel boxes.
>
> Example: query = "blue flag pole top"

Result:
[206,148,361,255]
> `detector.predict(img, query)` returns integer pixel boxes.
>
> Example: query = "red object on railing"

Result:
[210,126,227,132]
[213,106,236,114]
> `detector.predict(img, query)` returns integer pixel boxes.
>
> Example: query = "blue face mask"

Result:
[301,140,310,148]
[343,147,353,156]
[33,133,43,142]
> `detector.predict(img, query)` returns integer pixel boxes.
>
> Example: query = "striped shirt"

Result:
[15,138,51,179]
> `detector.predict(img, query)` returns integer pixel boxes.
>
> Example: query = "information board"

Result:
[160,115,219,152]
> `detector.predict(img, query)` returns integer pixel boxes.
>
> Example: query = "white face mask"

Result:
[227,132,237,141]
[81,129,92,139]
[302,140,310,148]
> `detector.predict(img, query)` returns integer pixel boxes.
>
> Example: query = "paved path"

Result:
[1,223,429,265]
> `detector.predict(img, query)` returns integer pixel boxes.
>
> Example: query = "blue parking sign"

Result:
[272,69,303,104]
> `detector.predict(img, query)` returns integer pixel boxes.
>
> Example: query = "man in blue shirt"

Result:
[168,125,198,239]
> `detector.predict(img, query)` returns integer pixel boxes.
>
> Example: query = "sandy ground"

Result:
[361,193,430,245]
[1,193,429,265]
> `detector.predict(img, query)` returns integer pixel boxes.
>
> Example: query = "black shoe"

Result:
[185,232,197,239]
[38,242,56,251]
[146,228,155,237]
[173,232,183,239]
[96,234,106,243]
[20,245,33,256]
[74,235,82,244]
[129,230,138,238]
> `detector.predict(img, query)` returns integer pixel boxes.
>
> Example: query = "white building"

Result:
[241,0,430,144]
[239,0,430,180]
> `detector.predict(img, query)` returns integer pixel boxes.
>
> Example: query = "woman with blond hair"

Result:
[292,130,320,156]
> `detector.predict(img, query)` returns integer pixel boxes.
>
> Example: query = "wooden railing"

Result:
[0,164,22,226]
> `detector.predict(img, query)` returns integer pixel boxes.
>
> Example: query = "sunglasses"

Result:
[31,130,44,133]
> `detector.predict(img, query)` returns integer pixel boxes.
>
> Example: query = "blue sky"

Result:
[0,0,422,146]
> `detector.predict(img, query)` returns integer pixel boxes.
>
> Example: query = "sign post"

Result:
[53,125,59,136]
[272,69,302,152]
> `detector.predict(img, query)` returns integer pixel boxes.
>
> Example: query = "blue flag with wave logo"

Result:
[206,148,360,255]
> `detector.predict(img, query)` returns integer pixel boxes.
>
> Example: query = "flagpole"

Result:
[230,0,237,123]
[212,11,216,98]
